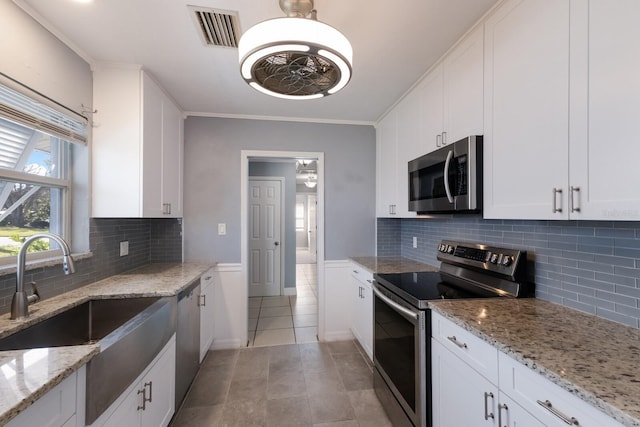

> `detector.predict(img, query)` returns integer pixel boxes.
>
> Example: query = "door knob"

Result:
[274,242,279,246]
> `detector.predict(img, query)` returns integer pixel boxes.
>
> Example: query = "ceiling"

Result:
[15,0,498,124]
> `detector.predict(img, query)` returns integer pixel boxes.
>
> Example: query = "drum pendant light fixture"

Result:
[238,0,353,100]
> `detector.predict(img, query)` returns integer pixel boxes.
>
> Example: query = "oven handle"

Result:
[443,150,454,204]
[372,283,419,320]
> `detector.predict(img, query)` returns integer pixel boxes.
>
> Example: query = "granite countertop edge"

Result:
[0,261,214,425]
[0,345,99,426]
[429,302,640,427]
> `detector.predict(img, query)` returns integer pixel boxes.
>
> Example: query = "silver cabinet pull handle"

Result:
[352,270,358,274]
[145,381,153,403]
[436,134,442,147]
[442,131,447,145]
[366,279,373,284]
[484,392,495,420]
[198,294,206,307]
[498,403,508,427]
[570,186,580,213]
[443,150,454,204]
[536,400,579,425]
[552,188,563,213]
[137,387,146,411]
[447,335,468,349]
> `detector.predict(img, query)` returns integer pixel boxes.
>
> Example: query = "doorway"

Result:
[241,151,324,348]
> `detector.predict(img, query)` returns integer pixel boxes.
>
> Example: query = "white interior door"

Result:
[307,194,317,263]
[249,179,282,297]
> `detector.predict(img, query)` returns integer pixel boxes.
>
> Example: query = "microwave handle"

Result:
[444,150,454,204]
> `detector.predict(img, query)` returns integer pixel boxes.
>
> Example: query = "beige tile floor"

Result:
[170,341,392,427]
[248,263,319,347]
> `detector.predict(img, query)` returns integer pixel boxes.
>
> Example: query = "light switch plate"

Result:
[120,241,129,256]
[218,223,226,235]
[412,236,418,248]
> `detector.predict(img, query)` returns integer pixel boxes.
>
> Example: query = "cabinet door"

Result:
[6,371,78,427]
[350,272,365,345]
[141,72,164,217]
[419,64,444,152]
[102,384,141,427]
[161,98,183,217]
[569,0,640,220]
[200,272,215,362]
[443,24,484,144]
[395,89,420,218]
[483,0,570,219]
[432,339,497,427]
[497,392,545,427]
[376,111,398,217]
[141,339,175,427]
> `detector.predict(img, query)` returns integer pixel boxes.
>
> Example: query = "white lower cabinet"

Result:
[350,264,373,360]
[96,336,176,427]
[200,270,215,362]
[432,312,625,427]
[7,367,84,427]
[432,338,498,426]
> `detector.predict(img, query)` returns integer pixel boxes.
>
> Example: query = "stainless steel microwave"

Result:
[408,135,482,214]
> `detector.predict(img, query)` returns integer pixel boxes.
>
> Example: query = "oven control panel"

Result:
[437,240,524,276]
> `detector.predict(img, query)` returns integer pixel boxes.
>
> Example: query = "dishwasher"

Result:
[175,279,201,409]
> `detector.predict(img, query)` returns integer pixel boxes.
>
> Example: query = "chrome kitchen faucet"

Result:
[10,232,75,319]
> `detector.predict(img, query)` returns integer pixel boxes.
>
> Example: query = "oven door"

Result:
[372,282,428,427]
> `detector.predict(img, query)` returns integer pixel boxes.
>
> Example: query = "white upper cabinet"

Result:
[376,109,399,217]
[443,25,484,145]
[420,64,444,153]
[92,65,183,218]
[483,0,570,219]
[568,0,640,220]
[484,0,640,220]
[421,25,484,153]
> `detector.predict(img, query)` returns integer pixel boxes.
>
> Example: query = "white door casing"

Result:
[248,178,283,297]
[241,150,325,344]
[307,194,317,263]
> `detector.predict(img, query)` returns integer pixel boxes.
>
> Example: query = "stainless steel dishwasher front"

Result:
[175,278,201,409]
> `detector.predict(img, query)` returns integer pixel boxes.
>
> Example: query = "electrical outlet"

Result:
[120,241,129,256]
[218,223,226,235]
[412,236,418,248]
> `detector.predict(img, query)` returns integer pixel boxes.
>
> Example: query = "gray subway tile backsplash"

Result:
[0,217,182,315]
[378,216,640,328]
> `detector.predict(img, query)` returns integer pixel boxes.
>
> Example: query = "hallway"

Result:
[247,263,318,347]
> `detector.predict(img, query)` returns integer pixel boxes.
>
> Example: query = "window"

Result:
[0,81,87,262]
[296,202,305,230]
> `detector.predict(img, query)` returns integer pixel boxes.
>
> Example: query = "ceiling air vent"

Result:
[189,6,240,48]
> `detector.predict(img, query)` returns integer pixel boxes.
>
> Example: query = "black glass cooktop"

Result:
[374,271,499,309]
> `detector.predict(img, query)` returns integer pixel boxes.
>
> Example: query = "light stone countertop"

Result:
[430,298,640,427]
[350,256,439,274]
[0,261,213,426]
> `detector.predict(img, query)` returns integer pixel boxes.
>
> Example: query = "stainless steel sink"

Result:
[0,296,177,424]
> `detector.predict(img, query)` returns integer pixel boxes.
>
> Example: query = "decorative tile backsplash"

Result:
[378,217,640,328]
[0,218,182,315]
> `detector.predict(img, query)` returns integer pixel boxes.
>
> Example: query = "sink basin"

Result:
[0,296,177,424]
[0,297,162,350]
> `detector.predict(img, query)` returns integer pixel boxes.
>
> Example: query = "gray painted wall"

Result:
[249,161,296,288]
[183,117,376,263]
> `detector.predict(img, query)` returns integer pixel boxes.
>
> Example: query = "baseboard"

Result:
[213,263,242,272]
[322,330,354,342]
[283,287,297,296]
[211,338,244,350]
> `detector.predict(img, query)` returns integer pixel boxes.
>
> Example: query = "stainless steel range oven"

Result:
[373,240,532,427]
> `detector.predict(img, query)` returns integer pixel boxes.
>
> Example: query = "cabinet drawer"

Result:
[200,268,215,290]
[499,353,625,427]
[350,264,373,286]
[432,311,498,384]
